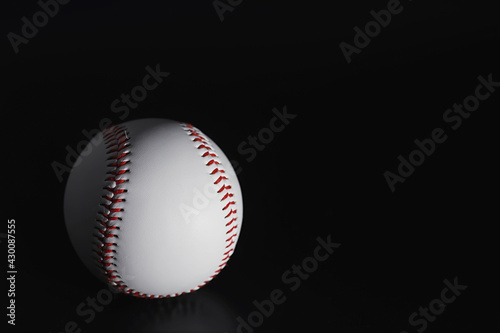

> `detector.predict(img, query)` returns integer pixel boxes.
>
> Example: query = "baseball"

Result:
[64,118,243,298]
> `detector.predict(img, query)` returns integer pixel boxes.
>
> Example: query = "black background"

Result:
[2,0,499,332]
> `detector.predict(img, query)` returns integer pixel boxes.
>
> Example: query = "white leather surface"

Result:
[64,118,243,297]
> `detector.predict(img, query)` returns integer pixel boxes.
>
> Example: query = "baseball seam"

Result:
[181,123,239,290]
[92,125,132,294]
[92,123,239,299]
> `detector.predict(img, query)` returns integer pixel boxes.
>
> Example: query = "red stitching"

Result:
[226,233,237,242]
[222,201,236,210]
[197,144,212,150]
[225,217,237,226]
[206,159,220,166]
[210,168,225,175]
[93,125,131,295]
[224,209,237,219]
[226,225,237,234]
[93,123,240,299]
[221,192,234,201]
[214,176,228,184]
[217,184,231,193]
[201,151,217,157]
[181,122,240,294]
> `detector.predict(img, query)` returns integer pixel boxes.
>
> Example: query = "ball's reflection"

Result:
[106,290,237,333]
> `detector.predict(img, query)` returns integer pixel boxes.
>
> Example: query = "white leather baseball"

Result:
[64,118,243,298]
